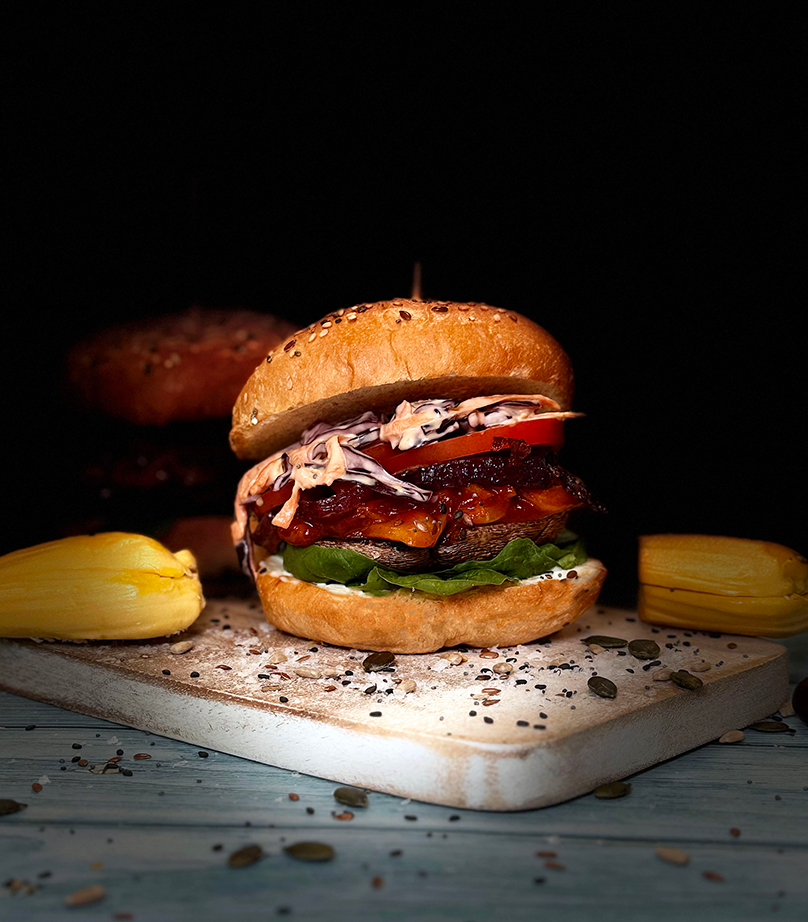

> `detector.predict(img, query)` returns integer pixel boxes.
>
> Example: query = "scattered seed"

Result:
[730,827,741,837]
[333,811,354,821]
[288,793,300,801]
[690,661,712,673]
[334,787,369,808]
[544,860,565,870]
[294,666,322,679]
[479,650,499,659]
[583,635,627,648]
[31,783,43,792]
[718,730,745,744]
[588,644,605,654]
[170,640,194,655]
[655,846,690,866]
[670,670,703,691]
[64,884,106,907]
[267,652,288,664]
[593,781,632,799]
[492,662,513,674]
[363,651,395,673]
[778,699,795,718]
[702,870,724,882]
[628,639,661,660]
[133,753,152,760]
[653,668,673,681]
[396,678,417,695]
[588,676,617,699]
[748,720,789,733]
[440,651,466,665]
[284,842,335,862]
[228,844,264,868]
[0,799,27,816]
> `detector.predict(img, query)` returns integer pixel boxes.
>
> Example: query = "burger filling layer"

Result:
[234,395,603,593]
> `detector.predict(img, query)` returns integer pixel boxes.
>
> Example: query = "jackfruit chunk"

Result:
[0,532,205,640]
[638,584,808,638]
[638,533,808,636]
[638,534,808,597]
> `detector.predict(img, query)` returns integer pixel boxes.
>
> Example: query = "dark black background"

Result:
[4,7,804,606]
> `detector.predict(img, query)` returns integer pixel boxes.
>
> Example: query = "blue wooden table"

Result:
[2,628,806,921]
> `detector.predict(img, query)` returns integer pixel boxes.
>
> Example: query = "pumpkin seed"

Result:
[628,639,660,660]
[748,720,790,733]
[333,786,369,808]
[363,651,395,673]
[583,636,627,648]
[0,799,27,816]
[228,844,264,868]
[588,676,617,698]
[670,670,703,691]
[284,841,335,862]
[593,781,631,799]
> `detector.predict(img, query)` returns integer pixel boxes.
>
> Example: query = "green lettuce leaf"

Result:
[282,532,588,597]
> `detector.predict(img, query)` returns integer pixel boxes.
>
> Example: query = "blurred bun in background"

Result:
[57,306,297,588]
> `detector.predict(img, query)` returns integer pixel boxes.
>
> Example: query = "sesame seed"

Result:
[308,332,316,342]
[320,329,329,337]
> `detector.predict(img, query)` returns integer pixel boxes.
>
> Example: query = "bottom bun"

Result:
[254,558,607,653]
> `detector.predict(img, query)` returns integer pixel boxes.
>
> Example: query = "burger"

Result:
[230,299,607,653]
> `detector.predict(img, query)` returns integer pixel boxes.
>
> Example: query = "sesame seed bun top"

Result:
[229,299,575,460]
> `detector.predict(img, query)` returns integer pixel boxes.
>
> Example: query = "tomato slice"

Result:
[362,416,564,475]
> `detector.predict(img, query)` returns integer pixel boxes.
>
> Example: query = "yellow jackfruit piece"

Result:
[0,532,205,640]
[638,584,808,637]
[639,534,808,597]
[638,534,808,636]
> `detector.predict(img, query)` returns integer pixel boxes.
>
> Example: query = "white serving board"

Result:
[0,599,789,811]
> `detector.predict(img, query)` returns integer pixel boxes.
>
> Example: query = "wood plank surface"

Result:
[2,615,806,921]
[2,681,807,921]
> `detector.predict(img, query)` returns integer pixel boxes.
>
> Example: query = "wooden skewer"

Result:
[410,261,422,301]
